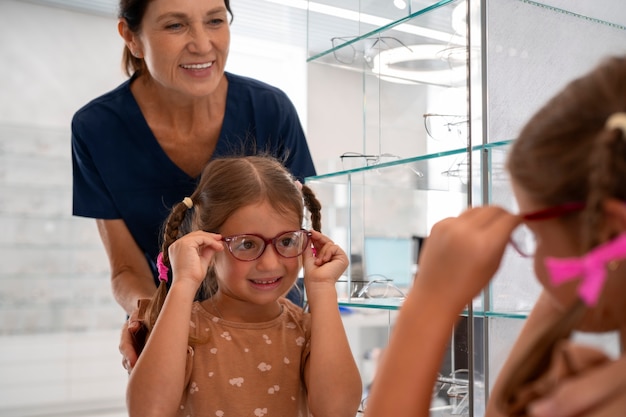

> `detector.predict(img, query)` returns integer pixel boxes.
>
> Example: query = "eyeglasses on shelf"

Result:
[423,113,469,142]
[330,35,413,69]
[357,369,470,416]
[440,154,469,185]
[339,152,401,170]
[355,277,407,300]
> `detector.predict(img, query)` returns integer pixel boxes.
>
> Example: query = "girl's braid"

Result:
[302,184,322,232]
[146,201,193,331]
[583,127,626,249]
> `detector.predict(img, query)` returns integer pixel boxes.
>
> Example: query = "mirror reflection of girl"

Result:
[365,56,626,417]
[127,155,361,417]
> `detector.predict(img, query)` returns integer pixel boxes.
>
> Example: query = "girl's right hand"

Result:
[167,231,224,289]
[413,206,522,313]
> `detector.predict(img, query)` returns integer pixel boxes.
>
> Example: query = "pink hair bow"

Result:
[545,233,626,307]
[156,252,169,283]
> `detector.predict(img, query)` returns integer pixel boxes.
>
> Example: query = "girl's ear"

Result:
[602,198,626,237]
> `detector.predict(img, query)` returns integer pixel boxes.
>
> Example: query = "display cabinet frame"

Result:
[305,0,626,415]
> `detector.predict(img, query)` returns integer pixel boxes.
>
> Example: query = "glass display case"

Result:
[305,0,626,415]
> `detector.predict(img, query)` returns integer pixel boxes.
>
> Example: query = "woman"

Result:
[71,0,315,371]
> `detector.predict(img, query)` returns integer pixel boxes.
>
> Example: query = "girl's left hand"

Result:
[302,230,348,286]
[527,347,626,417]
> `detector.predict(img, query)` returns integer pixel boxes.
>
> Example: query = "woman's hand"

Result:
[527,348,626,417]
[414,206,522,314]
[302,230,349,287]
[119,307,141,373]
[167,231,224,289]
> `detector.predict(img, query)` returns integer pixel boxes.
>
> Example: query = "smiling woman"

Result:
[71,0,316,378]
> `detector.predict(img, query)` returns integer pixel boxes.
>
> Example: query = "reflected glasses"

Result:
[509,202,585,258]
[222,229,312,262]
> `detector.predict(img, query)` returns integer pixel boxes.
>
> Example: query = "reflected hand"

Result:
[414,206,521,313]
[528,347,626,417]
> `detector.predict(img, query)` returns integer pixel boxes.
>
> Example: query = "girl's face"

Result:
[512,182,584,309]
[126,0,230,99]
[213,201,303,309]
[512,182,626,331]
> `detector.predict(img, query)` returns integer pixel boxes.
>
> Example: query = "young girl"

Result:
[126,155,362,417]
[365,55,626,417]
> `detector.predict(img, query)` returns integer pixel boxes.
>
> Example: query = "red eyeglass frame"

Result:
[520,201,586,221]
[511,201,585,257]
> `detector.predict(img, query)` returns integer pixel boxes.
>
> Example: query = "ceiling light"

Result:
[265,0,464,44]
[370,44,466,86]
[394,0,407,10]
[451,2,467,37]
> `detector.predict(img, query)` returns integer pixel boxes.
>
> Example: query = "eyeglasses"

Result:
[340,152,401,170]
[434,370,470,415]
[441,155,469,185]
[355,277,407,299]
[330,35,412,69]
[509,202,585,258]
[423,113,468,142]
[221,229,312,262]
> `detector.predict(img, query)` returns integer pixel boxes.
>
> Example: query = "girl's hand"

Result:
[167,231,224,290]
[414,206,521,313]
[527,348,626,417]
[302,230,349,286]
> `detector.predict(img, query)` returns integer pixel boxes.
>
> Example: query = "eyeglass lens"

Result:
[510,223,536,257]
[331,37,356,64]
[224,230,310,261]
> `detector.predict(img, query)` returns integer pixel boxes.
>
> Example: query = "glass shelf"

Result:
[307,0,465,86]
[339,298,404,310]
[516,1,626,32]
[308,139,511,184]
[339,298,530,319]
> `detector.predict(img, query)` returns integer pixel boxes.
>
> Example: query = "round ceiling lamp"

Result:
[370,44,467,86]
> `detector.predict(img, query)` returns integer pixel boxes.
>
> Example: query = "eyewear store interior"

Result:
[1,0,626,416]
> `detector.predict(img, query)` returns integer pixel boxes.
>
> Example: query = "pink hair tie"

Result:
[545,232,626,306]
[156,252,169,283]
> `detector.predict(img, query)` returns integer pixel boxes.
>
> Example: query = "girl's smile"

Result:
[211,201,303,321]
